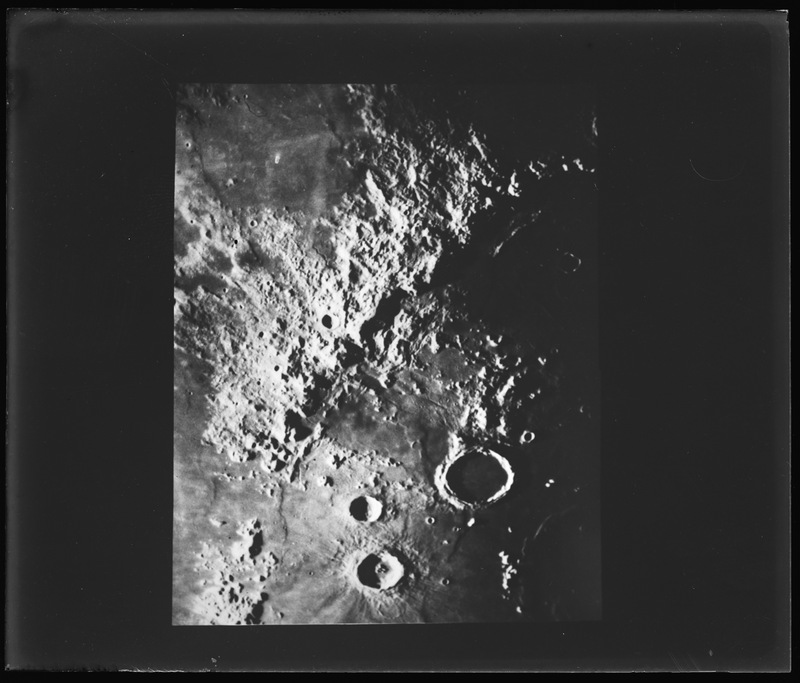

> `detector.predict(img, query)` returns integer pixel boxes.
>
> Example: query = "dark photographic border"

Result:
[7,10,789,672]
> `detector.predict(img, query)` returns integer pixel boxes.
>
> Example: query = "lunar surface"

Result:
[173,84,601,624]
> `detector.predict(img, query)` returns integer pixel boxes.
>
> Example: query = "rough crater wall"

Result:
[173,83,601,624]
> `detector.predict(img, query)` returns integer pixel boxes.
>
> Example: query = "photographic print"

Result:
[172,83,601,625]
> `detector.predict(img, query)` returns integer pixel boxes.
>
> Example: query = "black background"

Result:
[7,10,789,672]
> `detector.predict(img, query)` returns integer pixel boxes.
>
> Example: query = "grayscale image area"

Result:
[173,83,601,625]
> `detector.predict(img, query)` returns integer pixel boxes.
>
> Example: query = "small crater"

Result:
[520,430,535,444]
[349,495,383,522]
[446,452,509,504]
[436,447,515,510]
[558,250,582,273]
[356,550,405,590]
